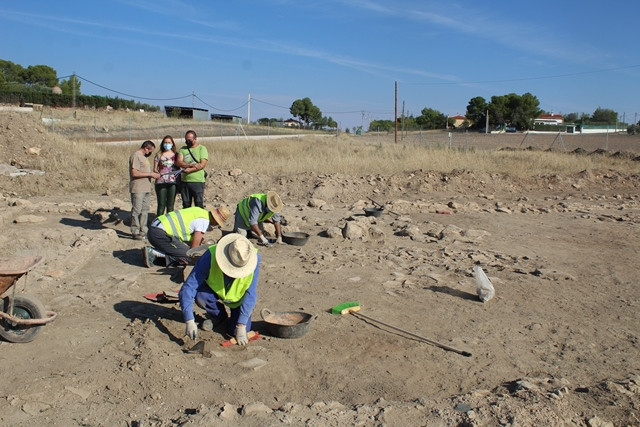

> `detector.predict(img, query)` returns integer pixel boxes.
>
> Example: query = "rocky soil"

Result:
[0,110,639,426]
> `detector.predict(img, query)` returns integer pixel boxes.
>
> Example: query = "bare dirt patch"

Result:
[0,109,638,426]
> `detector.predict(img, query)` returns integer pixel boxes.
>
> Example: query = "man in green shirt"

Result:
[176,129,208,209]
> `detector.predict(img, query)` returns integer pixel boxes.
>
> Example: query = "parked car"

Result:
[505,126,517,133]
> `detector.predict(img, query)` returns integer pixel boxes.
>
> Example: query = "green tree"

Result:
[290,97,322,128]
[0,59,25,84]
[59,75,82,95]
[466,96,488,128]
[509,92,541,130]
[416,107,447,129]
[21,64,57,87]
[368,119,394,132]
[564,112,579,123]
[590,107,617,124]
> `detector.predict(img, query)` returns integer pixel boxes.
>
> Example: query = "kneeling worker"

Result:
[233,191,283,246]
[144,206,230,267]
[179,233,260,345]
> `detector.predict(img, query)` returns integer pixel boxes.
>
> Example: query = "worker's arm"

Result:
[178,250,211,322]
[189,231,204,248]
[130,166,160,180]
[236,253,261,325]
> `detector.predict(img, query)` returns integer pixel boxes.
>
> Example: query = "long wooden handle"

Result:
[350,311,472,357]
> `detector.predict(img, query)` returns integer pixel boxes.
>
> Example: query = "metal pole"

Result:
[401,101,405,140]
[485,109,489,134]
[394,81,398,144]
[247,93,251,124]
[72,72,77,119]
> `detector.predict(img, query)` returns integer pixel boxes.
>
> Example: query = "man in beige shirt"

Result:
[129,140,160,240]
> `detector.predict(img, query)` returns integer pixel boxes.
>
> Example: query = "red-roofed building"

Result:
[534,113,564,125]
[449,115,467,127]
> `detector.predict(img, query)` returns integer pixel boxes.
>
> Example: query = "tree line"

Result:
[0,59,159,111]
[370,93,623,133]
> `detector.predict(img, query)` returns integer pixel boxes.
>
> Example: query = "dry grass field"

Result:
[0,108,639,426]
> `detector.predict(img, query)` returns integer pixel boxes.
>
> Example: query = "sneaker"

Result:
[133,234,145,241]
[142,246,156,268]
[201,315,227,331]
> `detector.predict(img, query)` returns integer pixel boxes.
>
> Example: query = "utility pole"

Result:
[485,109,489,134]
[394,81,398,144]
[192,92,194,108]
[72,72,76,119]
[248,94,251,124]
[401,101,405,140]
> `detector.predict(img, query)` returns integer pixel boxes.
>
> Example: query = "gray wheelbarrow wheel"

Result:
[0,294,46,343]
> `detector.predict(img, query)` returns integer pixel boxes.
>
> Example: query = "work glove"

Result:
[235,324,248,345]
[258,235,273,247]
[185,319,198,340]
[275,235,283,245]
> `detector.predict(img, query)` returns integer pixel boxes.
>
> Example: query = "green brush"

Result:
[331,300,472,357]
[331,301,361,315]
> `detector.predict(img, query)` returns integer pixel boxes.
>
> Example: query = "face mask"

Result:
[163,143,172,151]
[186,139,194,148]
[144,152,152,157]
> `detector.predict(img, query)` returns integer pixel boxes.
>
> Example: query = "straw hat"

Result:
[215,233,257,278]
[265,191,282,213]
[210,207,231,227]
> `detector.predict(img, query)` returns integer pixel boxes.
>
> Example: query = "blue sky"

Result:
[1,0,639,129]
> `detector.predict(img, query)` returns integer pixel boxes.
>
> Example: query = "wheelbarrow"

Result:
[0,256,57,343]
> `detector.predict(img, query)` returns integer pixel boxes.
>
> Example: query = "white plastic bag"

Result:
[473,266,495,303]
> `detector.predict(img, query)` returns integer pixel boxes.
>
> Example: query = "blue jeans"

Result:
[194,282,252,335]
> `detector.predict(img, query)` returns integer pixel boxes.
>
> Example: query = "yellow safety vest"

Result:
[206,245,256,308]
[237,193,274,228]
[158,207,209,243]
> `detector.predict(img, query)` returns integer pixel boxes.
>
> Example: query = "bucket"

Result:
[364,207,384,217]
[281,232,310,246]
[260,308,316,339]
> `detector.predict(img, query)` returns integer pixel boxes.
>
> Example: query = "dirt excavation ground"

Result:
[0,111,639,426]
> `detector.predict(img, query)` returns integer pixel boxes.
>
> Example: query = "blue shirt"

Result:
[179,249,260,325]
[247,197,281,225]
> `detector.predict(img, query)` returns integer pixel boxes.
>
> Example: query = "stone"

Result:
[308,198,326,208]
[22,401,51,415]
[368,226,385,240]
[586,416,614,427]
[219,402,238,420]
[342,222,366,240]
[11,198,32,206]
[241,401,273,415]
[229,168,242,176]
[13,215,46,224]
[325,227,343,239]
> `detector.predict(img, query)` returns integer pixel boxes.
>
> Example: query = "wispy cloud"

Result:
[336,0,609,68]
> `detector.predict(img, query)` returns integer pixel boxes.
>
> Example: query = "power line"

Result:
[192,93,247,112]
[74,74,192,101]
[251,98,289,110]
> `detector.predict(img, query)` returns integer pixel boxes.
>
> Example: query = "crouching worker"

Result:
[233,191,283,247]
[143,206,230,268]
[179,233,260,345]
